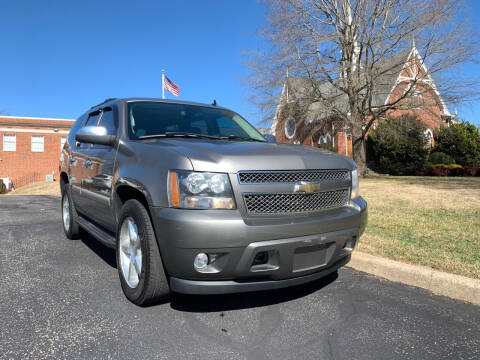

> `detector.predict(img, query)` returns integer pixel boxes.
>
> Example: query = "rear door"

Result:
[80,107,118,231]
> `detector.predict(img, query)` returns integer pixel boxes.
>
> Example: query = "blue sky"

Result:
[0,0,478,126]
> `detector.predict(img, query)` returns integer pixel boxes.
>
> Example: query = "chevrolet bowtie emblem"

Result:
[294,181,321,194]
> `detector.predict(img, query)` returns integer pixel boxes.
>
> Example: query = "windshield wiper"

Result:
[221,135,266,142]
[138,132,222,140]
[138,132,265,142]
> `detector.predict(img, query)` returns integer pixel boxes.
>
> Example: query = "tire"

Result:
[61,185,80,239]
[116,199,170,306]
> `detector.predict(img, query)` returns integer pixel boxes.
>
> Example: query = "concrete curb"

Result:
[347,251,480,306]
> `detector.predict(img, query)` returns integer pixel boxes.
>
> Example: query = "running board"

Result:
[75,216,116,248]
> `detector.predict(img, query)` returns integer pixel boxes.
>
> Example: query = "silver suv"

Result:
[59,98,367,306]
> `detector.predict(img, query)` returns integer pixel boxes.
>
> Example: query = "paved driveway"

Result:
[1,195,479,360]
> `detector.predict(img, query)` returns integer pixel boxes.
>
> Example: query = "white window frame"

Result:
[60,136,67,151]
[284,117,296,140]
[318,134,332,145]
[31,135,45,152]
[424,129,433,149]
[3,134,16,151]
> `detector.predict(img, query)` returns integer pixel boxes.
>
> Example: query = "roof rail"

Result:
[90,98,118,109]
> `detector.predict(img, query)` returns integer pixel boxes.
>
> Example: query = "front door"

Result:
[69,112,101,214]
[80,107,117,232]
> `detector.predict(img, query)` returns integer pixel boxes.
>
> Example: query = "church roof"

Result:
[282,49,412,120]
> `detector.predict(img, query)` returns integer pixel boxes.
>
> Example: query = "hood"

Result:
[141,138,355,173]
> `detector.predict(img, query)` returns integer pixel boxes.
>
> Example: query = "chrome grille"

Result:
[238,170,350,184]
[244,189,349,215]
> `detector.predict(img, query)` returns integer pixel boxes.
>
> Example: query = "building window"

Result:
[61,136,67,150]
[318,134,332,145]
[31,135,44,152]
[425,129,433,149]
[3,134,16,151]
[285,117,296,139]
[407,84,422,108]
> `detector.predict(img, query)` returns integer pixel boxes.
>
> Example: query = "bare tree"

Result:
[246,0,479,170]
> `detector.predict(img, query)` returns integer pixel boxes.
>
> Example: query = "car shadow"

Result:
[80,231,117,269]
[170,271,338,312]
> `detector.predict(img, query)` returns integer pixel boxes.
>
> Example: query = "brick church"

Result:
[271,43,458,158]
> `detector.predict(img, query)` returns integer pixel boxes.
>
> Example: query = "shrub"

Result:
[430,152,455,165]
[367,115,428,175]
[426,164,480,177]
[463,166,480,177]
[317,143,337,152]
[0,180,5,194]
[434,121,480,166]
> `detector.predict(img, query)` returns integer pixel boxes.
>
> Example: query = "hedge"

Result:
[425,164,480,177]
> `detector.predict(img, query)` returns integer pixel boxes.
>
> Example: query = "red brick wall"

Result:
[0,117,74,188]
[386,82,445,131]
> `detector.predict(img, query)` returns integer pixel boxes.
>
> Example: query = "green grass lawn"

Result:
[358,176,480,279]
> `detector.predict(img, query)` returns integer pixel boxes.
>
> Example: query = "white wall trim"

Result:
[384,47,451,116]
[271,82,287,136]
[0,127,70,134]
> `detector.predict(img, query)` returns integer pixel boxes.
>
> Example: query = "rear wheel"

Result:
[116,199,170,306]
[61,187,80,239]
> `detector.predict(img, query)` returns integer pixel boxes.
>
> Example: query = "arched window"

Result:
[425,129,433,149]
[284,117,296,139]
[318,134,332,145]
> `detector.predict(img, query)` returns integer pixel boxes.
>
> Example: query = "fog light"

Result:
[194,253,209,270]
[252,251,269,266]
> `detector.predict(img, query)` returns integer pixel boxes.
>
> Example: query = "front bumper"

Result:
[170,255,350,295]
[150,197,367,294]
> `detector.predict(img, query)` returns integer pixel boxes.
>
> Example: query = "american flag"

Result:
[163,75,180,97]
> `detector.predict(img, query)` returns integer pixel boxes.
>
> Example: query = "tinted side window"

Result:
[85,112,101,127]
[99,108,117,135]
[68,114,87,146]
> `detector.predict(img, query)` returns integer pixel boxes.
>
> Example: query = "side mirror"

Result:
[263,134,278,143]
[75,126,116,146]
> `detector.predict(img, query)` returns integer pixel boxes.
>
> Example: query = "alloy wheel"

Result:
[119,217,142,288]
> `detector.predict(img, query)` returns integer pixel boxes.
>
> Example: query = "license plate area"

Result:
[292,242,335,272]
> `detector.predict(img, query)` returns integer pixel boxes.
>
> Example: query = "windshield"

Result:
[128,101,265,141]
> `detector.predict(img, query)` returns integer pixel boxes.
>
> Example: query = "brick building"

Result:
[271,43,458,158]
[0,116,74,189]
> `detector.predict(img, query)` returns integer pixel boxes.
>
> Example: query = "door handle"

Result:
[84,159,92,168]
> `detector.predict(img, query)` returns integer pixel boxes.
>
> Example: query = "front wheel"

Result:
[116,199,170,306]
[61,187,80,239]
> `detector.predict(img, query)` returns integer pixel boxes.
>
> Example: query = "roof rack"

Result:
[90,98,118,109]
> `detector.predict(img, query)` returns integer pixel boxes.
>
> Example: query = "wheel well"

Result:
[60,172,69,185]
[115,185,150,215]
[60,172,69,194]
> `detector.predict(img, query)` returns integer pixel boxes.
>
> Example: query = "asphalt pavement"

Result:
[1,195,479,360]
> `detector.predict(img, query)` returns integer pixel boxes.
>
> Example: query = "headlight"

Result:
[350,169,359,199]
[168,170,236,209]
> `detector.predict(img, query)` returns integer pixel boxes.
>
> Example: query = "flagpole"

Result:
[161,69,165,99]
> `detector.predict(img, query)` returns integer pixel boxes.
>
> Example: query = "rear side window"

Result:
[98,108,117,135]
